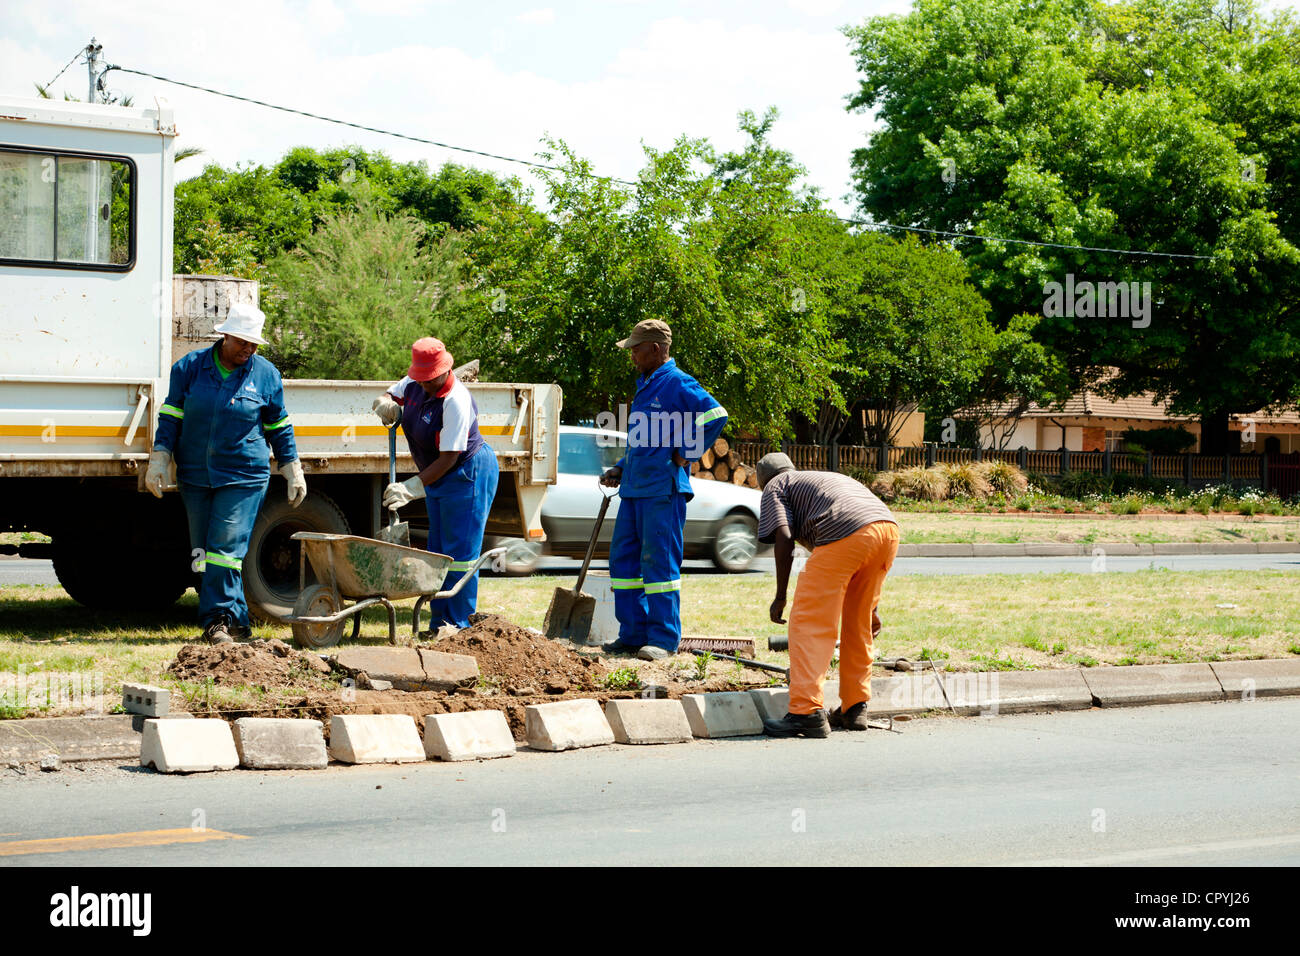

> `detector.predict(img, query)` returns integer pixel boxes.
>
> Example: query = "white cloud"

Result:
[787,0,843,16]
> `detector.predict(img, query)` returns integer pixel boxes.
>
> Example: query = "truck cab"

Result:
[0,94,560,621]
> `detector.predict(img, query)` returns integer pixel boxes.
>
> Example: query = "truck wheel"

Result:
[711,512,758,573]
[245,492,349,624]
[51,538,190,610]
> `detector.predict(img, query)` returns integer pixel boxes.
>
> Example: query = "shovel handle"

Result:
[573,493,611,597]
[387,425,399,531]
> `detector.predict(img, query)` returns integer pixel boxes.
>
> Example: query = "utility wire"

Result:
[41,48,83,93]
[106,63,1212,262]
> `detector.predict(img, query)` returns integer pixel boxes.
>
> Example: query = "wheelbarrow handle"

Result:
[430,546,508,600]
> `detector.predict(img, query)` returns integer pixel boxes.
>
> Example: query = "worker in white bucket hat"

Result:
[145,302,306,644]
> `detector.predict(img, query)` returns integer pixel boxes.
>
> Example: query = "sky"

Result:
[0,0,920,217]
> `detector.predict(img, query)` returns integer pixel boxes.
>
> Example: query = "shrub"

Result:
[1059,470,1109,498]
[870,471,897,501]
[977,460,1029,497]
[940,462,991,499]
[893,466,949,501]
[841,465,877,487]
[1121,426,1196,455]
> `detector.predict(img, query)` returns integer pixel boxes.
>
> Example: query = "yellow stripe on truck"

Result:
[0,425,134,437]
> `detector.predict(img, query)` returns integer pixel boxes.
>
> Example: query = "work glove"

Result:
[383,475,425,510]
[145,449,171,498]
[280,459,307,508]
[372,394,401,427]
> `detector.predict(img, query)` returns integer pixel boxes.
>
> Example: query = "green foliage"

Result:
[456,112,840,437]
[978,460,1029,497]
[692,652,713,681]
[840,465,877,486]
[1120,427,1196,455]
[893,466,950,501]
[261,198,466,380]
[939,461,992,499]
[843,0,1300,452]
[602,667,641,691]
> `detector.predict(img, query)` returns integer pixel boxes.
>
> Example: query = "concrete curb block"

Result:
[681,692,764,738]
[328,714,425,764]
[525,699,615,752]
[1081,663,1224,707]
[140,718,239,773]
[1209,660,1300,699]
[908,541,1300,558]
[604,699,693,744]
[233,718,327,770]
[424,711,516,761]
[747,688,790,721]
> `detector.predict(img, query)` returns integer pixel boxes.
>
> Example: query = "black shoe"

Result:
[828,701,871,731]
[229,622,254,642]
[763,711,831,739]
[601,640,641,655]
[203,616,234,645]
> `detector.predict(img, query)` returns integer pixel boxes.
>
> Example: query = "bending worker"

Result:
[374,337,499,630]
[600,320,727,661]
[755,452,898,738]
[145,303,306,645]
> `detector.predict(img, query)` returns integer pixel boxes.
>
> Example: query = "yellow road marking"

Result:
[0,828,248,857]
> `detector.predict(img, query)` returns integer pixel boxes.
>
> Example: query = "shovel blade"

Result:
[375,520,410,548]
[561,594,597,644]
[543,587,576,639]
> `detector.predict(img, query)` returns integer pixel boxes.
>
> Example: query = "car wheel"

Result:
[496,538,542,576]
[711,512,758,572]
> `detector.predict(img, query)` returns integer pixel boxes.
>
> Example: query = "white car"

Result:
[492,425,763,574]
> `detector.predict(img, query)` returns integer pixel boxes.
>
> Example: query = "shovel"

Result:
[543,486,614,643]
[375,424,411,548]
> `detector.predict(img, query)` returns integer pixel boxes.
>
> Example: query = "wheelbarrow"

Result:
[286,532,506,649]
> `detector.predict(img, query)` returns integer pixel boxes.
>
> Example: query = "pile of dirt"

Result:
[166,638,333,690]
[425,612,606,694]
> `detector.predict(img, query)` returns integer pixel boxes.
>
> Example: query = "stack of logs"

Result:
[690,438,759,488]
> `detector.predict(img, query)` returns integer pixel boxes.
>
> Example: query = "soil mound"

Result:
[427,612,605,693]
[167,638,332,689]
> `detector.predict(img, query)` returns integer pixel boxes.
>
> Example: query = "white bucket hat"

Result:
[213,302,268,345]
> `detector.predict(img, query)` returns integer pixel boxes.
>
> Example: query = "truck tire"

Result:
[244,492,350,624]
[51,538,191,610]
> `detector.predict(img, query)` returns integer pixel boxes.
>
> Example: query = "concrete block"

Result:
[333,647,425,689]
[680,692,763,738]
[1024,543,1081,556]
[1152,542,1200,554]
[894,544,919,557]
[1209,659,1300,699]
[1081,663,1224,707]
[943,669,1093,716]
[1256,541,1300,554]
[140,718,238,773]
[122,682,170,717]
[233,718,327,769]
[328,714,425,764]
[525,699,615,752]
[918,543,975,557]
[971,544,1027,557]
[417,649,479,688]
[747,687,790,721]
[424,711,516,761]
[1213,542,1262,554]
[865,673,946,716]
[131,712,193,733]
[604,699,692,744]
[1096,543,1140,555]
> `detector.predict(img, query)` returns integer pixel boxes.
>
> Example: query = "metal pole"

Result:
[85,38,102,104]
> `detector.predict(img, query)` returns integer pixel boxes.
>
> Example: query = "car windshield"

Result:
[559,432,624,474]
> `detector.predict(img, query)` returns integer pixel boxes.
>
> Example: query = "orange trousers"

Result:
[788,521,899,715]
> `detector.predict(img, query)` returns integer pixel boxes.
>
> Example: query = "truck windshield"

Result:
[0,149,133,268]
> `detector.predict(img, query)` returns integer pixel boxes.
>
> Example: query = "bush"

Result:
[1058,470,1109,498]
[1121,426,1196,455]
[841,465,877,487]
[977,460,1029,497]
[893,466,950,501]
[940,462,992,499]
[870,471,897,501]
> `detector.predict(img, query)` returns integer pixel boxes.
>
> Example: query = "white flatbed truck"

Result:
[0,94,560,622]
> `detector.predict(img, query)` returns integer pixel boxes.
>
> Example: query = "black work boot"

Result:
[203,616,234,645]
[828,701,872,730]
[762,710,831,739]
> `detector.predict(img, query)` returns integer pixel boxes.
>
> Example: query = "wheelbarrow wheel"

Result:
[291,584,346,650]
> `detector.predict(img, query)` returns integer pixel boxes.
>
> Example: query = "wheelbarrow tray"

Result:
[292,532,453,600]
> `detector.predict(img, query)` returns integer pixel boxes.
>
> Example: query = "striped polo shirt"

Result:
[757,471,897,550]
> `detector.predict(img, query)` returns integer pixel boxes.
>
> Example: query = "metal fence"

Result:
[732,440,1285,492]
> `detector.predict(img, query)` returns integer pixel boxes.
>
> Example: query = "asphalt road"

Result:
[1,699,1296,866]
[3,552,1299,588]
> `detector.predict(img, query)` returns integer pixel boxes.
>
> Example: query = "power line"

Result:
[41,48,83,93]
[104,65,637,186]
[105,63,1212,262]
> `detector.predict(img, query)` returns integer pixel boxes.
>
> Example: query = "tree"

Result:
[456,112,839,437]
[261,195,466,380]
[844,0,1300,453]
